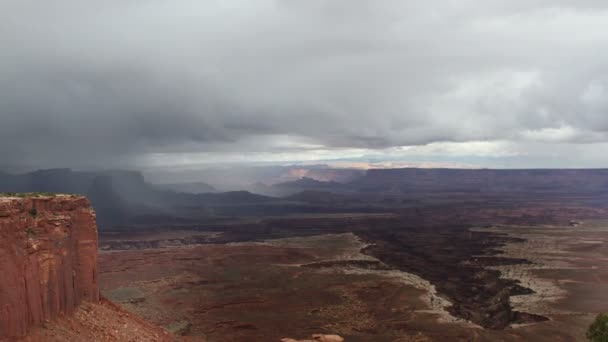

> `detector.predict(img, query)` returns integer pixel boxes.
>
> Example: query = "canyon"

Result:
[97,213,608,341]
[3,168,608,341]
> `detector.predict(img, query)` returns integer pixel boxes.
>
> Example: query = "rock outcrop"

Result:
[21,299,174,342]
[0,194,99,339]
[281,334,344,342]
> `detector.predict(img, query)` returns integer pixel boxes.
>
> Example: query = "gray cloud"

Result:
[1,0,608,169]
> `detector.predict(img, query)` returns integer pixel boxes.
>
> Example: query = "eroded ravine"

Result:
[354,226,548,329]
[100,220,550,330]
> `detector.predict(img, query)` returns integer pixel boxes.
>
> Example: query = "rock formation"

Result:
[281,334,344,342]
[0,194,99,339]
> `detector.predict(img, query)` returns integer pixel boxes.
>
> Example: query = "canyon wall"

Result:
[0,195,99,339]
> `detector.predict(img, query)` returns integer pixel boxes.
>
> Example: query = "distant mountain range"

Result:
[154,182,216,194]
[144,165,364,192]
[3,167,608,227]
[0,169,275,226]
[251,177,347,196]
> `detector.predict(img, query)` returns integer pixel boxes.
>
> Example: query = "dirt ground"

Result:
[99,224,608,342]
[12,299,176,342]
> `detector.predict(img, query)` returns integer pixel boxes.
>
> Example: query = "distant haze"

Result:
[2,1,608,170]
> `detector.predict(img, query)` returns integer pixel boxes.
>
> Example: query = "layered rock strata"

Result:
[0,195,99,339]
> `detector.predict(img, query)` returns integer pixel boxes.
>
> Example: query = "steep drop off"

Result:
[0,195,99,339]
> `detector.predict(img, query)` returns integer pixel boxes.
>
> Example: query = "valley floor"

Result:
[97,220,608,341]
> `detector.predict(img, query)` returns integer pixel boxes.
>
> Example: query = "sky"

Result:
[2,0,608,170]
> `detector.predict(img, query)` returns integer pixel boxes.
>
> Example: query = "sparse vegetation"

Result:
[104,287,145,304]
[0,192,58,198]
[25,227,36,238]
[587,313,608,342]
[165,320,192,335]
[29,208,37,217]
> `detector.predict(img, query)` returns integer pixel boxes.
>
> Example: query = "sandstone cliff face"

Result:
[0,195,99,339]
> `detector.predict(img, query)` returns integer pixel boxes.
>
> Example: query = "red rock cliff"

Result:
[0,195,99,339]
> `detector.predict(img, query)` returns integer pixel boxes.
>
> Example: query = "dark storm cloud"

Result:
[1,0,608,168]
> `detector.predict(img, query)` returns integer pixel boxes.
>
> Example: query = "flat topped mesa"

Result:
[0,194,99,339]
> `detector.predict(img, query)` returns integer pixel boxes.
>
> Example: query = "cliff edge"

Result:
[0,194,99,339]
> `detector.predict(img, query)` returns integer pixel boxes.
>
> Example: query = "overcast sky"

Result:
[2,0,608,170]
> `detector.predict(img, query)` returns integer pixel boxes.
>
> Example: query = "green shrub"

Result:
[25,227,36,238]
[0,192,58,198]
[587,313,608,342]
